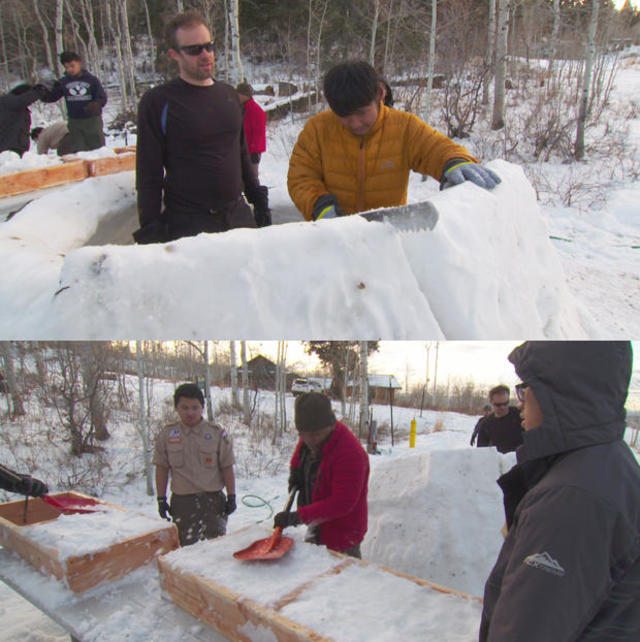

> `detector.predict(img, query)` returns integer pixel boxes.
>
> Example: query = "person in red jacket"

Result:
[236,82,266,181]
[274,392,369,558]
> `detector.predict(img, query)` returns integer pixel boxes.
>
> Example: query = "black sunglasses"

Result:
[515,382,529,403]
[492,401,509,407]
[178,41,214,56]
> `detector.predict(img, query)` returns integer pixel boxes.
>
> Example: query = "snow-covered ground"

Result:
[1,54,638,339]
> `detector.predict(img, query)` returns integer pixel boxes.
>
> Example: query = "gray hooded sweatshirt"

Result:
[480,341,640,642]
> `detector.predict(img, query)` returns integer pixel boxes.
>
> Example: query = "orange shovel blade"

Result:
[43,494,99,514]
[233,527,295,560]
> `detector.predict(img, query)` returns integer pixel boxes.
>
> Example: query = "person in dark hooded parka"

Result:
[480,341,640,642]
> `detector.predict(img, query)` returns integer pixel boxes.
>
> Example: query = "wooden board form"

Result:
[0,491,179,593]
[158,538,481,642]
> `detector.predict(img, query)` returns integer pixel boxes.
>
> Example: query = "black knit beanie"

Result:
[294,392,336,432]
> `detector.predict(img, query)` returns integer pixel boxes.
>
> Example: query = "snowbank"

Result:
[0,159,595,338]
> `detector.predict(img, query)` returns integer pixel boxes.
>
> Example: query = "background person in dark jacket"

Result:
[0,84,46,156]
[470,404,492,446]
[0,463,48,497]
[479,384,523,452]
[41,51,106,154]
[480,341,640,642]
[274,392,369,558]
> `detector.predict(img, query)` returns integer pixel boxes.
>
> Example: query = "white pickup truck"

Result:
[291,378,323,396]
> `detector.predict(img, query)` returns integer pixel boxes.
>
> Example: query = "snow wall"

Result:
[0,160,597,338]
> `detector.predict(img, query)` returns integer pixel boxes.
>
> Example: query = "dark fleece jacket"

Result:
[480,341,640,642]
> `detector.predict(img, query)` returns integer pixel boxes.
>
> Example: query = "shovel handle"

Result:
[265,526,283,553]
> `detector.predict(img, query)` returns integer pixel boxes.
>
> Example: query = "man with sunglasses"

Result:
[480,341,639,642]
[476,384,523,453]
[134,10,270,244]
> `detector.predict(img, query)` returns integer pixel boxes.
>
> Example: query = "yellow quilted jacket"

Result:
[287,104,477,221]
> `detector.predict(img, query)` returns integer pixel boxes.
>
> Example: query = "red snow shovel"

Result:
[233,488,297,561]
[42,493,100,514]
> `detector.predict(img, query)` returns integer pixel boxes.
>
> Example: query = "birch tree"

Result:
[483,0,496,106]
[548,0,560,75]
[358,341,369,441]
[204,341,213,421]
[32,0,56,76]
[574,0,599,161]
[0,342,25,417]
[307,0,329,107]
[241,341,250,425]
[273,341,287,444]
[423,0,437,123]
[491,0,509,130]
[136,342,154,496]
[369,0,381,66]
[227,0,243,84]
[229,341,239,407]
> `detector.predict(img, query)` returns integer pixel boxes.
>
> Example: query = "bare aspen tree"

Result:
[141,0,157,79]
[359,341,369,441]
[106,0,128,112]
[33,0,56,76]
[273,341,287,444]
[228,0,243,84]
[0,5,9,91]
[240,341,250,425]
[55,0,65,68]
[229,341,239,407]
[382,0,395,75]
[118,0,137,109]
[423,0,437,123]
[548,0,560,75]
[204,340,213,421]
[483,0,496,106]
[369,0,381,66]
[136,342,154,496]
[176,0,185,11]
[307,0,329,108]
[575,0,599,161]
[78,0,101,80]
[492,0,509,130]
[0,342,25,417]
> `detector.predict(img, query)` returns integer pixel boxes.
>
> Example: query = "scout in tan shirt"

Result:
[153,383,236,546]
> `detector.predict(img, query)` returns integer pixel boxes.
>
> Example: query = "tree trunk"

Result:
[241,341,250,425]
[575,0,599,161]
[482,0,496,106]
[55,0,65,71]
[0,342,25,417]
[369,0,380,66]
[136,342,154,496]
[491,0,509,130]
[204,341,213,421]
[119,0,137,109]
[423,0,437,123]
[548,0,560,75]
[228,0,243,84]
[142,0,157,79]
[33,0,56,77]
[382,0,394,75]
[106,0,128,112]
[229,341,239,407]
[359,341,369,441]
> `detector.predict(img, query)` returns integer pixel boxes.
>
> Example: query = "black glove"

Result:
[157,496,172,521]
[245,185,271,227]
[250,152,261,163]
[20,475,48,497]
[224,493,237,515]
[274,510,302,529]
[312,194,346,220]
[83,100,102,116]
[288,467,303,493]
[33,84,49,99]
[133,220,169,244]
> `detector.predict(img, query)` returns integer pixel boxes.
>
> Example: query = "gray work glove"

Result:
[20,475,48,497]
[440,159,501,190]
[312,194,346,220]
[224,493,237,515]
[157,496,172,521]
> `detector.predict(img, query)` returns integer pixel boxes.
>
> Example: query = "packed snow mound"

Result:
[0,159,596,338]
[364,448,512,596]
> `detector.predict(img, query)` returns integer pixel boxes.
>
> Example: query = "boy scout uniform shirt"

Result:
[153,420,234,495]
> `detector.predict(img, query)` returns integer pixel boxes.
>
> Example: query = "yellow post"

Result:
[410,418,416,448]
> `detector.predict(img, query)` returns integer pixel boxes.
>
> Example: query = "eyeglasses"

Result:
[492,401,509,407]
[515,382,529,403]
[178,41,214,56]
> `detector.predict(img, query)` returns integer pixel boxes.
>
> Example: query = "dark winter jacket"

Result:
[0,87,42,155]
[482,406,524,453]
[480,341,640,642]
[41,69,107,120]
[290,421,369,552]
[472,416,491,447]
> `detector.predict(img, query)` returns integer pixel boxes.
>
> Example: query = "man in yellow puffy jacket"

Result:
[287,61,500,221]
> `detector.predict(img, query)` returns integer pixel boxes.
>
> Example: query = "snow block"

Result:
[157,524,482,641]
[0,491,179,593]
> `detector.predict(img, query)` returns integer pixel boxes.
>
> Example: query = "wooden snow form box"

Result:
[0,491,179,593]
[158,524,483,641]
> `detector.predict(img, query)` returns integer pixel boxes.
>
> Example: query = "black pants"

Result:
[170,491,227,547]
[166,196,256,241]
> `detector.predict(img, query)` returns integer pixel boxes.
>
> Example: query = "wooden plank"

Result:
[158,558,329,642]
[0,492,179,593]
[0,161,88,198]
[87,153,136,177]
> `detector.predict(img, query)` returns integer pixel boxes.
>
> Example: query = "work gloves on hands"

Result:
[224,493,237,516]
[245,184,272,227]
[157,496,172,521]
[440,159,501,191]
[274,510,302,529]
[312,194,346,220]
[18,475,48,497]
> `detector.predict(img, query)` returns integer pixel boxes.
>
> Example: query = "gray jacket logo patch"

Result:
[524,552,566,577]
